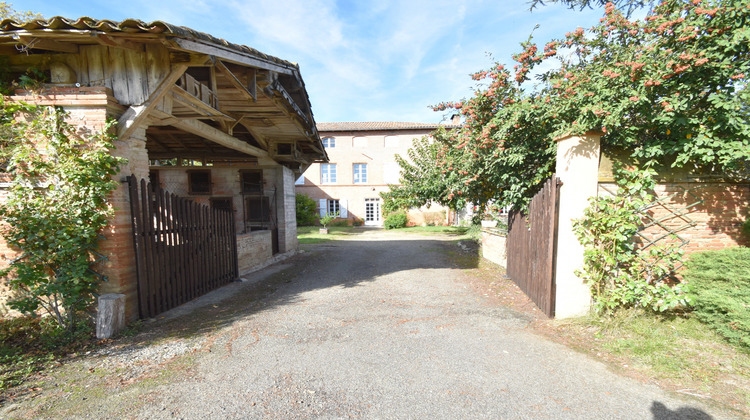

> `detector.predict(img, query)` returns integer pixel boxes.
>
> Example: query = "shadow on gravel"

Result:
[121,236,480,347]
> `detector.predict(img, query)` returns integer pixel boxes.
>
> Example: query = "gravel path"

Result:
[4,230,739,419]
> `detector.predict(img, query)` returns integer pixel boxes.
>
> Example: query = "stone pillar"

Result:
[96,293,126,339]
[553,132,601,318]
[275,166,299,253]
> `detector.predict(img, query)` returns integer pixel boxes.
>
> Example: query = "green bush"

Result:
[684,247,750,349]
[295,194,318,226]
[384,212,408,229]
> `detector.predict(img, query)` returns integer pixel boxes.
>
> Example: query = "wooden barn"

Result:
[0,17,328,321]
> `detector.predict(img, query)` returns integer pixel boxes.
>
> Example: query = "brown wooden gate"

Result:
[128,176,239,319]
[506,175,561,317]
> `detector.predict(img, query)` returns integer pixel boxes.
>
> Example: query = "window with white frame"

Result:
[353,163,367,184]
[321,163,337,184]
[295,175,305,185]
[319,198,348,218]
[322,137,335,148]
[328,199,340,215]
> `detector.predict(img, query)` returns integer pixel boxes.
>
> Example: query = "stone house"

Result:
[297,121,458,226]
[0,17,327,321]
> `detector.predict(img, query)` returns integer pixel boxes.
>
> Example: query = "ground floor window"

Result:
[319,198,348,218]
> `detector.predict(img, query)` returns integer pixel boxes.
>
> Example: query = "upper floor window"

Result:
[322,137,335,148]
[353,163,367,184]
[321,163,337,184]
[295,175,305,185]
[384,136,399,148]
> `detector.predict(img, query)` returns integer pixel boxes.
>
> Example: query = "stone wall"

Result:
[237,230,273,274]
[481,229,507,268]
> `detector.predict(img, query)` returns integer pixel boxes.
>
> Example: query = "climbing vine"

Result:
[572,164,691,313]
[0,102,123,331]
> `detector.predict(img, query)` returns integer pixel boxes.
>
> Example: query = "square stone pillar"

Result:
[275,166,299,253]
[553,132,601,318]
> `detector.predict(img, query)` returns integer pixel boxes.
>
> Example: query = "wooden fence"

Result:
[506,175,561,317]
[128,176,238,319]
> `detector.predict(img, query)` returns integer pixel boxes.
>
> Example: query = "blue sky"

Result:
[17,0,606,123]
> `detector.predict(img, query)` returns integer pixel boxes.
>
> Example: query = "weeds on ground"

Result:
[0,316,96,393]
[547,309,750,413]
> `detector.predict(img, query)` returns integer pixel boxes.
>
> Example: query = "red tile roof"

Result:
[317,121,460,132]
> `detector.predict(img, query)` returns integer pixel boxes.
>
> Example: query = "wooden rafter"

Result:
[151,109,269,158]
[118,64,189,140]
[214,59,257,102]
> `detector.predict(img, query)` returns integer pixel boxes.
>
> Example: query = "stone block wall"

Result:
[237,230,273,274]
[277,166,298,252]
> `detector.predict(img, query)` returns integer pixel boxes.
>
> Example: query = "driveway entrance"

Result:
[7,230,735,419]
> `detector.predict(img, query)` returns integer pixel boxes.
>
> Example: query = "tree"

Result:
[381,129,469,215]
[529,0,650,16]
[0,104,123,331]
[427,0,749,212]
[0,2,42,21]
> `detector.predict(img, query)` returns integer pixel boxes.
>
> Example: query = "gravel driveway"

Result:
[2,229,738,419]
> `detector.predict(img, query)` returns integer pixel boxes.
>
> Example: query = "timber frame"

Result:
[0,16,328,174]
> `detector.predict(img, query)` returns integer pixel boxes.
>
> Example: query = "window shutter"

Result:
[340,200,348,218]
[319,199,327,217]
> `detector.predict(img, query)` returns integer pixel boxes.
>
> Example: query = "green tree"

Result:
[295,193,318,226]
[0,104,123,331]
[428,0,749,212]
[0,2,42,21]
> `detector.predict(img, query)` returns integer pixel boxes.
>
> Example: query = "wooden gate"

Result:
[506,175,561,317]
[128,176,238,319]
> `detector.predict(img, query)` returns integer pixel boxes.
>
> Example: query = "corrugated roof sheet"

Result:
[317,121,460,132]
[0,16,297,70]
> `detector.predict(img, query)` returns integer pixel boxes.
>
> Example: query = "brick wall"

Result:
[598,182,749,255]
[1,87,148,322]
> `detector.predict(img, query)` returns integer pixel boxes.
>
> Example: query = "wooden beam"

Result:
[152,109,269,158]
[94,34,144,52]
[15,36,78,53]
[171,85,234,121]
[117,64,189,141]
[214,59,256,102]
[170,38,295,75]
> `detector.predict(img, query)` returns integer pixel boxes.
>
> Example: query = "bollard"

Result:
[96,293,125,339]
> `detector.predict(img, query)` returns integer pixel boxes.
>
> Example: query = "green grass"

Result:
[0,316,96,392]
[296,226,364,243]
[553,309,750,412]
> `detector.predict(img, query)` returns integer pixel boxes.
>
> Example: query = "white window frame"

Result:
[322,137,335,148]
[353,163,367,184]
[295,175,305,185]
[321,163,337,184]
[319,198,348,218]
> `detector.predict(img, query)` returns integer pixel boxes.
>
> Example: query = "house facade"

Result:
[0,17,327,321]
[296,121,458,226]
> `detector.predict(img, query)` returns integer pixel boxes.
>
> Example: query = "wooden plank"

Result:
[16,35,78,53]
[170,38,295,75]
[215,59,256,102]
[152,109,269,158]
[117,64,189,141]
[128,176,148,319]
[123,48,149,105]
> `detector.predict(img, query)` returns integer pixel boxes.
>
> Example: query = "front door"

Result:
[365,198,381,226]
